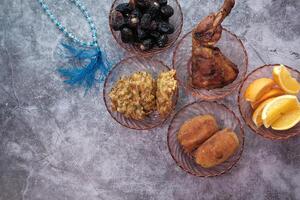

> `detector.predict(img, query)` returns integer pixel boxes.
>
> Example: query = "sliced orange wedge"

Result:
[252,98,276,127]
[271,108,300,130]
[250,88,285,109]
[273,64,300,94]
[244,78,276,102]
[262,95,300,128]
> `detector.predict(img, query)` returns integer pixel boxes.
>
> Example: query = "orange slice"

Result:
[271,108,300,130]
[250,88,285,109]
[244,78,276,102]
[262,95,300,128]
[252,98,276,127]
[273,64,300,94]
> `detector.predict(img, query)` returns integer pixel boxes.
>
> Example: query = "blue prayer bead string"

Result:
[37,0,98,47]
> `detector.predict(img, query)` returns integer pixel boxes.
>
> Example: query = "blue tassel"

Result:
[57,42,110,92]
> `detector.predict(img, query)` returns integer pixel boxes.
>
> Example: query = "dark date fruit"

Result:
[141,13,152,29]
[136,0,150,10]
[119,16,130,28]
[137,26,148,41]
[160,5,174,18]
[150,31,161,39]
[111,11,125,31]
[155,15,168,23]
[149,20,158,31]
[147,1,160,18]
[129,16,139,28]
[158,21,174,34]
[157,34,168,47]
[131,8,142,18]
[158,0,168,6]
[140,39,153,51]
[115,3,133,15]
[152,1,161,8]
[121,27,134,43]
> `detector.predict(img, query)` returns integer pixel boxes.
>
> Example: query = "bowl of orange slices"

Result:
[238,64,300,140]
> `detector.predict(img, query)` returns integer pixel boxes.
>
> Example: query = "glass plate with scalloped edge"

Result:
[167,101,244,177]
[172,29,248,101]
[103,56,178,130]
[238,64,300,140]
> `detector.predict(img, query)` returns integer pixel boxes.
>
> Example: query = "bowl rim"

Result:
[167,101,245,177]
[103,56,179,130]
[172,28,249,100]
[238,64,300,140]
[108,0,184,57]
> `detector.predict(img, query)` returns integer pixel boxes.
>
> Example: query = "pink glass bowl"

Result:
[103,56,178,130]
[238,64,300,140]
[167,101,245,177]
[109,0,183,57]
[172,29,248,100]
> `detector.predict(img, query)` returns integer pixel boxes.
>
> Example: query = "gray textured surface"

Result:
[1,0,300,199]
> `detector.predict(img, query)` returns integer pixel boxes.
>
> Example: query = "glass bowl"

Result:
[109,0,183,57]
[238,64,300,140]
[103,56,178,130]
[167,101,245,177]
[172,28,248,100]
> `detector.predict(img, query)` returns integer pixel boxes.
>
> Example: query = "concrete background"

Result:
[0,0,299,199]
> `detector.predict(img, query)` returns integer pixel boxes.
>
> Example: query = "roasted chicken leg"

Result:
[191,0,238,89]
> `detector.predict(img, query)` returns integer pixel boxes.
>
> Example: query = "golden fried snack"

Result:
[109,71,156,120]
[156,70,177,117]
[191,0,238,89]
[194,128,239,168]
[130,71,156,113]
[177,115,219,153]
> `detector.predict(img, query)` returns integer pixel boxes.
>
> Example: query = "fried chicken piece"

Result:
[191,0,238,89]
[192,46,238,89]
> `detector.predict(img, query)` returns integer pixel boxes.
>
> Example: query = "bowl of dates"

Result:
[109,0,183,56]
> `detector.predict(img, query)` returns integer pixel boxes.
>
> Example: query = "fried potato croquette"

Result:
[194,128,239,168]
[191,0,238,89]
[177,115,219,153]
